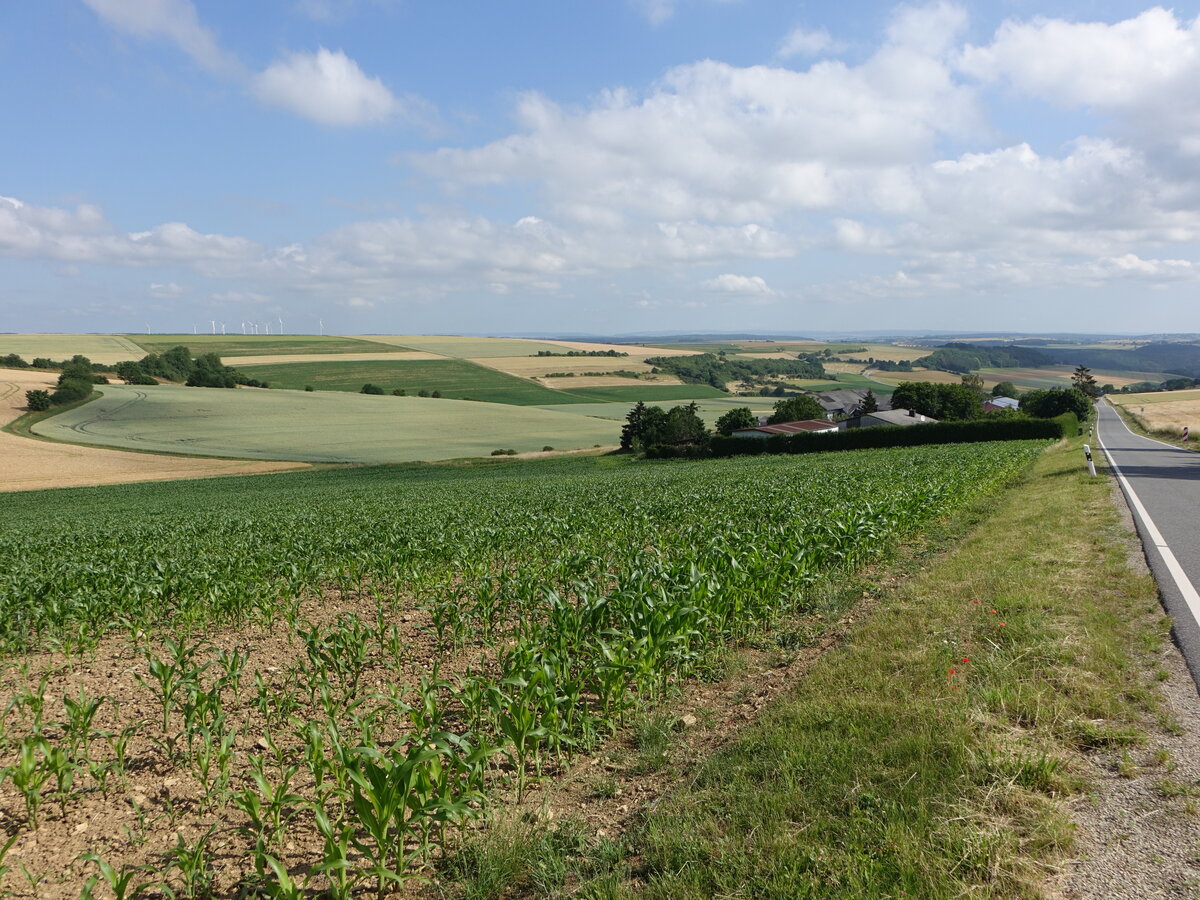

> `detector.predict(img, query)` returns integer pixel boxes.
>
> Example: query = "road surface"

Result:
[1095,400,1200,690]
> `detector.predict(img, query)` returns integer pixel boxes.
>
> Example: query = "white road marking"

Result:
[1096,409,1200,633]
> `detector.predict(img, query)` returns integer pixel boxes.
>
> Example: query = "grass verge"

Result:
[438,433,1168,899]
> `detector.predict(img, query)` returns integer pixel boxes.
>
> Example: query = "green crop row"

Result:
[0,444,1046,895]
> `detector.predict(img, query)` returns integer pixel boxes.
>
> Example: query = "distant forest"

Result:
[917,342,1200,379]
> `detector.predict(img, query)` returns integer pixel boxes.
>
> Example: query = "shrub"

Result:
[431,390,442,398]
[490,449,518,456]
[304,385,314,392]
[1021,388,1091,420]
[24,390,50,411]
[360,384,384,395]
[129,374,158,385]
[542,446,555,452]
[50,377,94,405]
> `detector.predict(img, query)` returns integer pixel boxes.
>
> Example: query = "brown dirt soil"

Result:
[0,368,308,492]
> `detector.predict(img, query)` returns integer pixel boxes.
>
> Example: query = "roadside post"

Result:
[1184,426,1190,443]
[1083,444,1096,477]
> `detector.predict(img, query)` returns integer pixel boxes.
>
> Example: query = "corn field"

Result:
[0,444,1044,896]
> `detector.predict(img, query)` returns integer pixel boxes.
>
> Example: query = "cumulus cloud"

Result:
[252,48,403,127]
[701,273,774,294]
[82,0,242,75]
[149,281,186,297]
[777,26,837,59]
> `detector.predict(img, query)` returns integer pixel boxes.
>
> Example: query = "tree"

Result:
[25,389,50,411]
[767,394,825,424]
[715,407,756,435]
[960,372,985,395]
[991,381,1019,399]
[855,391,879,415]
[889,382,982,420]
[1071,365,1099,397]
[431,390,442,398]
[360,384,384,395]
[661,402,707,444]
[620,401,649,450]
[1021,387,1090,419]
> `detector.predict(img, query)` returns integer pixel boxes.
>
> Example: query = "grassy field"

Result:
[0,334,147,364]
[235,358,575,405]
[129,334,405,358]
[538,396,776,426]
[30,383,620,462]
[977,365,1167,391]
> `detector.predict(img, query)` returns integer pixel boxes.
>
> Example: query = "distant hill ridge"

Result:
[917,342,1200,379]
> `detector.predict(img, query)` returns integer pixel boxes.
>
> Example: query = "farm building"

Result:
[843,409,937,429]
[983,396,1020,412]
[731,419,839,439]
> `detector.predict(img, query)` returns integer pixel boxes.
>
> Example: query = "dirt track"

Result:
[0,368,308,493]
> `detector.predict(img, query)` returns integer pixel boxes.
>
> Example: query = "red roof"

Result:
[734,419,836,435]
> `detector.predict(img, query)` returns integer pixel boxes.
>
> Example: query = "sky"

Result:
[1,0,1199,337]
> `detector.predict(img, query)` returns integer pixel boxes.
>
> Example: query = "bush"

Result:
[490,448,518,456]
[129,374,158,385]
[542,446,555,452]
[360,384,384,395]
[50,377,94,405]
[305,385,314,392]
[698,418,1064,459]
[1021,388,1091,420]
[24,390,50,411]
[431,390,442,398]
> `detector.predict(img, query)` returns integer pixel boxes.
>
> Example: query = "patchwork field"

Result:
[0,369,306,492]
[1110,389,1200,435]
[976,366,1166,390]
[538,396,775,425]
[349,335,580,357]
[0,334,147,365]
[231,351,446,366]
[129,334,405,357]
[30,383,621,463]
[476,355,659,377]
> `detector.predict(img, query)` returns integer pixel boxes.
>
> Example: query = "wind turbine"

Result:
[210,320,216,335]
[319,319,324,336]
[241,321,246,335]
[278,316,284,335]
[220,322,226,335]
[264,322,270,335]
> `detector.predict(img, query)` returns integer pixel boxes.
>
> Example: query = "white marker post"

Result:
[1083,444,1097,477]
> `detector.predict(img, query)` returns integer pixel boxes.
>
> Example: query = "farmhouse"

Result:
[731,419,839,439]
[843,408,937,429]
[983,396,1020,412]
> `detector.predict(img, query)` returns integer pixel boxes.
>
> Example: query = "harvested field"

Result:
[349,335,579,357]
[1110,390,1200,435]
[0,369,306,493]
[532,374,684,388]
[0,334,147,365]
[130,335,401,358]
[474,355,655,377]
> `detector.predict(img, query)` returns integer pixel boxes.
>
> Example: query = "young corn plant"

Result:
[11,736,49,828]
[77,854,162,900]
[62,688,104,758]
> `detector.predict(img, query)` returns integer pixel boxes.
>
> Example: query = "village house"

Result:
[842,408,938,429]
[731,419,839,439]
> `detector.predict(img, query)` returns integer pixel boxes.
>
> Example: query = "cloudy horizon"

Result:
[2,1,1198,335]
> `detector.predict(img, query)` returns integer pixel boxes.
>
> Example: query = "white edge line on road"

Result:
[1096,406,1200,633]
[1103,397,1192,451]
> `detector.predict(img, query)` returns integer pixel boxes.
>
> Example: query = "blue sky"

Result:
[2,0,1198,336]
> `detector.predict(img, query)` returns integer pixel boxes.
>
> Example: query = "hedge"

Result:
[645,417,1065,460]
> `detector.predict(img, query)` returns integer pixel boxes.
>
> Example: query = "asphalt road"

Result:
[1094,400,1200,690]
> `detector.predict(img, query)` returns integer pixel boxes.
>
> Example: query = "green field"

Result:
[0,438,1044,894]
[976,365,1167,390]
[538,396,776,426]
[30,384,620,463]
[350,335,580,358]
[129,334,407,358]
[236,358,576,405]
[0,333,147,365]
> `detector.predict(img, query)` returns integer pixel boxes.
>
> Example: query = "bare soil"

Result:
[0,368,308,493]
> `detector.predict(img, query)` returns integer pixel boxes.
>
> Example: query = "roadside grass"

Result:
[236,358,579,405]
[440,433,1168,899]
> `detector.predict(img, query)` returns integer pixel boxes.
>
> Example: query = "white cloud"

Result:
[252,48,402,127]
[701,273,774,294]
[778,27,836,59]
[149,281,186,297]
[82,0,242,75]
[343,296,375,309]
[631,0,675,25]
[958,8,1200,158]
